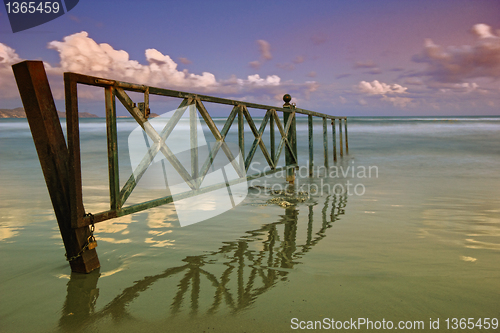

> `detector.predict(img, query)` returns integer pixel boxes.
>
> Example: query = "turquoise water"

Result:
[1,116,499,332]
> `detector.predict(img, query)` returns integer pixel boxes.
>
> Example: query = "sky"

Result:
[1,0,499,116]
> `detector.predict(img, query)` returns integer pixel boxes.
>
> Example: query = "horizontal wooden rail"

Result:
[71,73,346,120]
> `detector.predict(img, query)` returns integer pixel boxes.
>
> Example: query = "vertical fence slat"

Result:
[308,115,313,177]
[105,86,120,210]
[332,119,337,163]
[65,74,86,230]
[344,118,348,155]
[238,105,245,162]
[270,109,275,165]
[339,118,343,158]
[190,105,198,183]
[323,117,329,169]
[65,72,100,271]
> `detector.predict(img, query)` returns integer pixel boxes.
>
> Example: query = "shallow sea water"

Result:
[1,116,499,332]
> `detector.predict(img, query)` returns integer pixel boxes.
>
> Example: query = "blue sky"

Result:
[1,0,499,116]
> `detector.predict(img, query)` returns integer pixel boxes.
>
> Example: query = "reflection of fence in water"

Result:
[59,194,347,328]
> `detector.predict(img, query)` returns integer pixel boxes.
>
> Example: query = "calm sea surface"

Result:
[1,116,499,332]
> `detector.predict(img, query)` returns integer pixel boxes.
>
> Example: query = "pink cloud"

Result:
[412,24,500,83]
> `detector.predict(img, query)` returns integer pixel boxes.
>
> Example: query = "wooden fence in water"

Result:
[12,60,348,273]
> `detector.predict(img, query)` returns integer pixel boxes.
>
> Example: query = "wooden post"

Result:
[308,115,313,177]
[105,86,120,211]
[12,61,100,273]
[190,104,198,182]
[283,94,295,184]
[323,117,329,168]
[344,118,349,154]
[238,105,245,163]
[339,118,343,158]
[270,109,275,165]
[332,119,337,163]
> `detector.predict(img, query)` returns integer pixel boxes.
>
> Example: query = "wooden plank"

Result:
[65,74,86,230]
[332,119,337,163]
[13,61,99,273]
[308,115,313,177]
[323,117,329,168]
[64,71,100,271]
[339,118,343,158]
[105,86,120,210]
[238,106,244,161]
[283,110,298,165]
[344,118,349,154]
[66,72,346,119]
[190,104,199,183]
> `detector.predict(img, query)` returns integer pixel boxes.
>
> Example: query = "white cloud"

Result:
[45,31,218,89]
[243,74,280,86]
[0,43,21,64]
[1,32,324,102]
[471,23,495,39]
[357,80,408,95]
[412,24,500,83]
[356,80,411,108]
[0,43,22,98]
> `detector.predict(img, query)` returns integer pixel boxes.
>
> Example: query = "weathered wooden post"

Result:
[270,109,275,165]
[344,117,349,154]
[332,119,337,163]
[283,94,296,184]
[238,105,245,161]
[339,118,343,158]
[308,115,313,177]
[323,117,329,168]
[12,61,100,273]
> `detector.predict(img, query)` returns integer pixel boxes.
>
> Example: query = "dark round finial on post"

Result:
[283,94,291,107]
